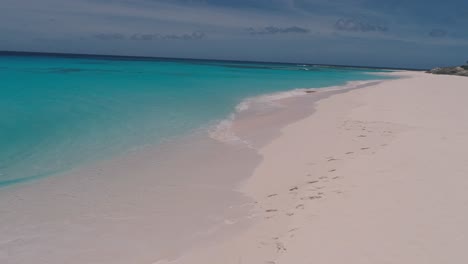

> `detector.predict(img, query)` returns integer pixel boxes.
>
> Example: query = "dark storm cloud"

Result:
[334,18,389,33]
[429,29,447,38]
[246,26,310,35]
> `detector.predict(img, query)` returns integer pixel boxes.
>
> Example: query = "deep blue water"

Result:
[0,54,390,186]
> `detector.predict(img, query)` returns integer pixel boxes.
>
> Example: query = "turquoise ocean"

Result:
[0,53,390,186]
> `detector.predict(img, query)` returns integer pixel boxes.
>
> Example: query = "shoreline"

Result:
[168,71,468,263]
[0,75,391,189]
[0,72,405,264]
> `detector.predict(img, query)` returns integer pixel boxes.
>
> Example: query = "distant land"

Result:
[0,50,427,71]
[427,63,468,77]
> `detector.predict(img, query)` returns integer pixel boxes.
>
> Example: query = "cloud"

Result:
[429,29,447,38]
[130,34,156,41]
[246,26,310,35]
[162,31,206,40]
[131,31,206,40]
[94,31,206,41]
[2,0,468,68]
[93,33,126,40]
[334,18,389,33]
[162,0,293,10]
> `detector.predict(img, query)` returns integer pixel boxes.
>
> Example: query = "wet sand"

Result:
[0,133,259,263]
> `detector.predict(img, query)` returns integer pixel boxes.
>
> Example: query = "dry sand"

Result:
[169,71,468,264]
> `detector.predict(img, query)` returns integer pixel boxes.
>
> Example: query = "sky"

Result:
[1,0,467,68]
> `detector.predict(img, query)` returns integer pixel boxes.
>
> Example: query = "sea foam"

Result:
[208,80,382,146]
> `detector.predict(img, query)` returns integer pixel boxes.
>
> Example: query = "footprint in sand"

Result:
[276,242,287,252]
[301,195,322,200]
[289,186,298,191]
[289,228,299,232]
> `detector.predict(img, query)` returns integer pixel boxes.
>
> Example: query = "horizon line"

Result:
[0,50,428,71]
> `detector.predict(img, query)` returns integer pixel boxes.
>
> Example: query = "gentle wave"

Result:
[208,89,306,146]
[208,80,381,145]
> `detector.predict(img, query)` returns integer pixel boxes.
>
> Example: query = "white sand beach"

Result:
[169,71,468,263]
[2,0,467,263]
[2,71,468,264]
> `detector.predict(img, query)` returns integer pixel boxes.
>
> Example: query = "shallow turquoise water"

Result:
[0,54,389,186]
